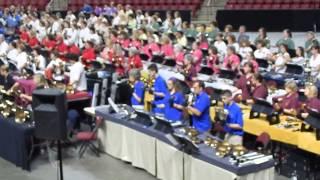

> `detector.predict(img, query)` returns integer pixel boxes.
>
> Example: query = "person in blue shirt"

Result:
[187,81,211,133]
[164,78,185,122]
[148,63,168,115]
[221,90,244,145]
[129,69,145,108]
[81,4,94,14]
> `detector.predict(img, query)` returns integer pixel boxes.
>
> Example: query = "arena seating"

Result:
[68,0,203,13]
[225,0,320,10]
[0,0,49,10]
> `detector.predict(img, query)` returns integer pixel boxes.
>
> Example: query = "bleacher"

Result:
[68,0,203,13]
[0,0,49,10]
[225,0,320,10]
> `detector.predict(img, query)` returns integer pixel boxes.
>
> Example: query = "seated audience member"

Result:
[187,80,211,132]
[309,45,320,77]
[80,41,96,67]
[0,34,8,57]
[19,74,48,102]
[0,65,15,90]
[276,29,295,50]
[160,35,174,58]
[68,56,87,92]
[241,52,259,73]
[148,63,168,115]
[175,31,187,47]
[127,47,143,71]
[226,34,239,52]
[164,78,185,122]
[291,47,305,66]
[238,39,252,59]
[223,46,240,72]
[191,41,203,71]
[305,31,319,58]
[32,48,46,72]
[254,40,271,60]
[214,33,227,58]
[129,69,144,107]
[174,44,185,65]
[6,41,18,61]
[235,62,254,102]
[271,44,290,73]
[237,25,249,43]
[15,43,28,71]
[246,73,268,104]
[273,80,300,115]
[301,85,320,118]
[254,27,270,48]
[222,90,244,145]
[207,46,220,73]
[198,34,209,50]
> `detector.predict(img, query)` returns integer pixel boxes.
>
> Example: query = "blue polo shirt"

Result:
[192,91,211,132]
[6,15,18,28]
[131,81,145,105]
[223,102,244,136]
[165,91,185,122]
[152,75,168,114]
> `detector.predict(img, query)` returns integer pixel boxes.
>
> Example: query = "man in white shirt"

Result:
[15,45,28,71]
[6,41,18,61]
[68,57,87,91]
[0,35,9,57]
[78,22,90,49]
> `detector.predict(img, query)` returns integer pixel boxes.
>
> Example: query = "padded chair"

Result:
[76,116,103,158]
[255,132,271,153]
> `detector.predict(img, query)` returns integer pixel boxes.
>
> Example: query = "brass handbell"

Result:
[65,84,75,94]
[232,145,247,157]
[14,106,30,123]
[2,100,14,118]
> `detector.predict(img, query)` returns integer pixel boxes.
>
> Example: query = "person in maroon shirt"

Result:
[42,34,57,52]
[301,85,320,118]
[207,46,220,74]
[273,80,300,115]
[246,73,268,104]
[179,54,197,83]
[80,41,96,67]
[235,62,254,102]
[19,26,29,43]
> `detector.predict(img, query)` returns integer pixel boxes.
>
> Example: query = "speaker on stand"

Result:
[32,88,67,180]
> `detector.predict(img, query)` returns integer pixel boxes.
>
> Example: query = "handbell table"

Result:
[0,116,34,170]
[85,106,275,180]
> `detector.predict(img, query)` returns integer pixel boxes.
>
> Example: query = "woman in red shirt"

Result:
[127,47,143,72]
[27,31,39,49]
[81,41,96,67]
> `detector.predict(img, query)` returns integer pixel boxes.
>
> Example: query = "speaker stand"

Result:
[57,140,64,180]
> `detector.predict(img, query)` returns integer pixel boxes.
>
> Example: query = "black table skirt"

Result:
[0,117,34,170]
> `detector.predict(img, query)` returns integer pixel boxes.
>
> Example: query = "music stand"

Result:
[219,69,236,80]
[256,58,269,69]
[305,109,320,140]
[249,98,280,125]
[163,58,176,67]
[199,66,214,75]
[140,53,149,61]
[153,116,174,134]
[285,64,304,75]
[151,55,164,64]
[172,132,199,155]
[129,111,154,127]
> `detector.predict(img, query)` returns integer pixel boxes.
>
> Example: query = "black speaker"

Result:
[32,88,67,140]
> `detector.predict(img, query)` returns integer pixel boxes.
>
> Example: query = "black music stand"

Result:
[256,58,269,69]
[140,53,149,61]
[285,64,304,75]
[199,66,214,75]
[219,69,236,80]
[151,55,164,64]
[129,111,154,127]
[163,58,176,67]
[172,132,199,155]
[249,99,280,125]
[153,116,174,134]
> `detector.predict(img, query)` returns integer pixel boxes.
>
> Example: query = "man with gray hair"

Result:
[305,31,319,57]
[129,68,145,107]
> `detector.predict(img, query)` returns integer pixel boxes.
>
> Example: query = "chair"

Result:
[255,132,271,153]
[76,116,103,158]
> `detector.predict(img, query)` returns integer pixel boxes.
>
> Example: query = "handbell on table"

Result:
[14,106,30,123]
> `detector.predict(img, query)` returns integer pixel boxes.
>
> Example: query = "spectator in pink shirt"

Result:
[191,42,203,72]
[207,46,220,74]
[199,34,209,50]
[174,44,185,66]
[223,46,241,71]
[142,35,160,60]
[160,36,174,58]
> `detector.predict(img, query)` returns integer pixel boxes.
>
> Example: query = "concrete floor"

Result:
[0,146,289,180]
